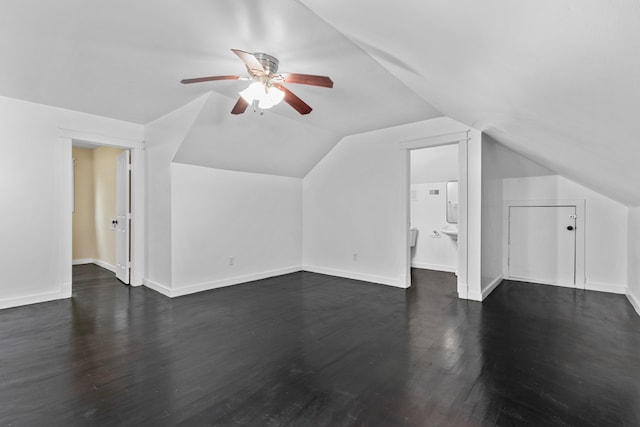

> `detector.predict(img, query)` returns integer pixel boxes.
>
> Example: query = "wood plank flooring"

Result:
[0,265,639,426]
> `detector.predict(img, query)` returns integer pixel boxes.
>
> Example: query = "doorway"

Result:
[399,131,470,298]
[72,144,129,284]
[58,130,144,298]
[409,145,459,274]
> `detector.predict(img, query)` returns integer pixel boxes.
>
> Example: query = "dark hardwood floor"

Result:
[0,265,639,426]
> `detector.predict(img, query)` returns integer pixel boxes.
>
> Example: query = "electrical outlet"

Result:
[353,253,358,261]
[229,256,234,266]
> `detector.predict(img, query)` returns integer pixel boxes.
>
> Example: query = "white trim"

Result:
[411,262,457,273]
[481,276,503,300]
[93,259,117,274]
[58,137,73,299]
[467,291,483,301]
[585,282,627,295]
[457,281,469,299]
[168,266,304,297]
[503,199,586,289]
[627,290,640,316]
[0,289,67,310]
[143,279,173,297]
[303,265,405,288]
[144,267,306,299]
[71,258,117,273]
[399,131,469,150]
[507,277,626,295]
[59,128,144,150]
[507,277,577,289]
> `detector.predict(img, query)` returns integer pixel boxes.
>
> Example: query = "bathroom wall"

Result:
[410,145,458,272]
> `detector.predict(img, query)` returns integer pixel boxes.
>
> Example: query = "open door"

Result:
[115,150,130,284]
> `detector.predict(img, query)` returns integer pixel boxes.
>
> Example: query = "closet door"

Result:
[508,205,576,286]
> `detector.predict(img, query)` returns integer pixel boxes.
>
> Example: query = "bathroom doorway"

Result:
[399,132,469,298]
[409,145,459,274]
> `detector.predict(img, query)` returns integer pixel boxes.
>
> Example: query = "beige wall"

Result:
[72,146,123,267]
[93,147,122,266]
[72,148,96,259]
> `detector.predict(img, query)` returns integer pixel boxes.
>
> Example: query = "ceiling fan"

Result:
[181,49,333,115]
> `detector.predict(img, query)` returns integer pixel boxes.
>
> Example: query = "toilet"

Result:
[410,226,418,247]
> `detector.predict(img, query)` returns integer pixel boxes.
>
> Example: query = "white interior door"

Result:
[508,205,576,286]
[115,150,130,284]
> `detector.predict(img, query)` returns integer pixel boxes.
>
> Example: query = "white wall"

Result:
[170,164,302,296]
[410,144,459,184]
[0,95,142,309]
[480,136,504,297]
[410,182,458,272]
[144,93,303,298]
[503,175,627,293]
[144,95,208,291]
[627,208,640,314]
[303,116,475,289]
[477,136,556,300]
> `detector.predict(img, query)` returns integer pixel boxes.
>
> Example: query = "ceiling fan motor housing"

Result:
[253,53,279,74]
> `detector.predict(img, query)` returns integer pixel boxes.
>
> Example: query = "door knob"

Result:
[567,225,574,231]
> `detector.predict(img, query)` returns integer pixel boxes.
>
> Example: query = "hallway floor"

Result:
[0,265,638,426]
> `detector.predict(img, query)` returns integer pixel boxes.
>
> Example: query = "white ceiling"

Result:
[2,1,640,203]
[301,0,640,205]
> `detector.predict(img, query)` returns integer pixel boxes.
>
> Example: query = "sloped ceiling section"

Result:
[172,92,341,178]
[0,0,440,178]
[303,0,640,206]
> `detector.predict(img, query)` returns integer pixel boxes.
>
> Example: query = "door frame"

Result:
[58,128,145,298]
[502,199,586,289]
[399,131,470,298]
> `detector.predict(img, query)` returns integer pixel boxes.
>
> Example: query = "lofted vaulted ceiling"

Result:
[301,0,640,205]
[2,1,639,201]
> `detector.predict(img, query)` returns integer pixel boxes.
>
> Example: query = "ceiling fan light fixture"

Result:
[239,81,265,103]
[239,82,284,110]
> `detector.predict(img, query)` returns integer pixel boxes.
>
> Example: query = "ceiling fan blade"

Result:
[281,73,333,88]
[231,97,250,115]
[181,75,240,84]
[231,49,265,74]
[273,83,312,115]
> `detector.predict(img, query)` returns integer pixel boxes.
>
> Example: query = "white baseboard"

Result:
[303,265,406,288]
[586,282,627,295]
[480,276,503,300]
[72,258,117,274]
[411,262,457,273]
[0,289,66,310]
[153,266,304,298]
[93,259,117,273]
[506,276,627,295]
[143,278,173,297]
[627,289,640,317]
[457,282,469,300]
